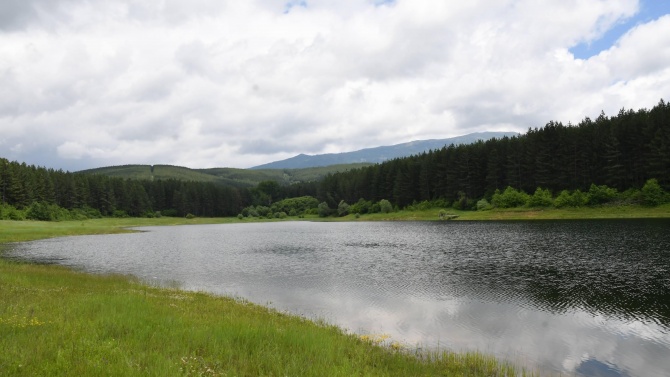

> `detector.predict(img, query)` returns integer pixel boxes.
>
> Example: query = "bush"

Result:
[379,199,393,214]
[161,209,179,217]
[641,179,667,206]
[270,196,319,215]
[113,210,129,218]
[476,198,492,211]
[317,202,332,217]
[1,203,25,220]
[256,206,271,217]
[237,214,244,220]
[274,212,287,219]
[26,202,55,221]
[491,187,529,208]
[350,199,373,214]
[587,184,618,205]
[337,200,350,216]
[185,213,196,219]
[527,188,553,208]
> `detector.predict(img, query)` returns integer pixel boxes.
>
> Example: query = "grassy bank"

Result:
[1,220,536,376]
[325,203,670,222]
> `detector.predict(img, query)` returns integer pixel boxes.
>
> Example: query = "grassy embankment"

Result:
[325,203,670,222]
[0,219,537,376]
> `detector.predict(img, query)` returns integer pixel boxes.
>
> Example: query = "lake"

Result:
[6,219,670,376]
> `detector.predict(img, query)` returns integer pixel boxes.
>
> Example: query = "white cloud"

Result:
[0,0,667,170]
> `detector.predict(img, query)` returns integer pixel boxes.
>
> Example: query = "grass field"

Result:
[303,203,670,222]
[0,218,540,376]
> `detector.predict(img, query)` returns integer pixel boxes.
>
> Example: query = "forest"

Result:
[1,100,668,221]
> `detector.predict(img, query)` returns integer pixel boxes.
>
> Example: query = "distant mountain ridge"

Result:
[251,132,519,169]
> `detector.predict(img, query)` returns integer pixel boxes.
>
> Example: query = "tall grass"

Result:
[0,257,537,376]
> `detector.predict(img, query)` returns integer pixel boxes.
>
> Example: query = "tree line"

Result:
[313,100,670,209]
[1,100,668,221]
[0,160,250,220]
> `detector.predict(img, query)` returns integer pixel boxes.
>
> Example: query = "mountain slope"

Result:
[77,163,373,187]
[250,132,518,169]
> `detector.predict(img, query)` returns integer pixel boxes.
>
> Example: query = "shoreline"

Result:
[0,218,544,376]
[3,209,667,375]
[2,204,669,244]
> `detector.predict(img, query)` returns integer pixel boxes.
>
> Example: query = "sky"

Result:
[1,0,669,171]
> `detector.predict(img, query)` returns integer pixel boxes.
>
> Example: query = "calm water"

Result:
[6,220,670,376]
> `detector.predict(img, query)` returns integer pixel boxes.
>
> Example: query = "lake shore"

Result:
[3,205,667,375]
[2,204,669,244]
[0,219,539,376]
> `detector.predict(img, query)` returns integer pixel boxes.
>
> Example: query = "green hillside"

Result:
[78,163,373,187]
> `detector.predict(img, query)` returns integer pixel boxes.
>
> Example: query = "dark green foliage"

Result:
[641,179,668,206]
[309,100,670,210]
[527,188,553,208]
[25,202,70,221]
[554,190,587,208]
[587,184,618,205]
[349,199,373,214]
[269,196,319,215]
[0,157,252,220]
[317,202,332,217]
[337,200,350,216]
[0,203,25,220]
[491,187,529,208]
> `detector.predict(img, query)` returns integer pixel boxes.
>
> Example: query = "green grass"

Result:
[326,203,670,222]
[0,219,539,376]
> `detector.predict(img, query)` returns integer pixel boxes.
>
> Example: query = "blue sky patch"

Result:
[570,0,670,59]
[284,1,307,14]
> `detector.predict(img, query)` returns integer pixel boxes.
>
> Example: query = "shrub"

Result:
[317,202,332,217]
[350,199,373,214]
[26,202,54,221]
[237,214,244,220]
[113,210,129,218]
[161,209,178,217]
[337,200,350,216]
[491,187,529,208]
[81,206,103,219]
[379,199,393,214]
[256,206,271,217]
[641,179,667,206]
[0,204,27,220]
[185,213,196,219]
[587,184,618,205]
[476,198,492,211]
[270,196,319,215]
[527,188,553,208]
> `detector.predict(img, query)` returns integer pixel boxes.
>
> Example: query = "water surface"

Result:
[7,220,670,376]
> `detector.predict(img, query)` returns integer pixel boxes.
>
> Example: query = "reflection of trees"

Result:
[442,220,670,329]
[449,257,670,329]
